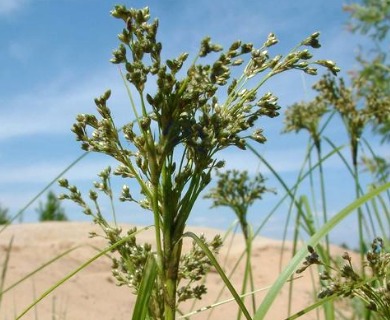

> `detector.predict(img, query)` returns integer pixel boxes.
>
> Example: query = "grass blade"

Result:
[285,294,337,320]
[1,244,96,295]
[132,253,158,320]
[15,226,152,319]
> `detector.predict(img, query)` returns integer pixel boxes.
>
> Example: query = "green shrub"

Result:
[37,191,68,222]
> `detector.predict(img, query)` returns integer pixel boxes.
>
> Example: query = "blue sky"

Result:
[0,0,388,246]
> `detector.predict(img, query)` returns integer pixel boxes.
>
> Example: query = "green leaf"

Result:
[132,254,158,320]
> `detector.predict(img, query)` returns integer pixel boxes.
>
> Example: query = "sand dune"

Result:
[0,222,349,319]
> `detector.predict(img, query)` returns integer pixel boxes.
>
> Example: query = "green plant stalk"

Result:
[237,221,256,319]
[325,136,377,238]
[150,181,168,317]
[163,241,182,320]
[206,223,245,320]
[247,145,328,259]
[354,161,369,296]
[160,163,177,320]
[301,196,335,320]
[246,234,257,315]
[371,196,388,240]
[285,294,337,320]
[287,200,301,317]
[314,139,335,320]
[286,196,322,319]
[253,181,390,319]
[314,142,329,254]
[377,194,390,233]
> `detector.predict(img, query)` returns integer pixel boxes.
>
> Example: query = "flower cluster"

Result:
[205,169,275,241]
[177,234,223,302]
[61,5,340,318]
[205,170,275,218]
[313,74,389,165]
[283,99,328,150]
[297,238,390,318]
[72,7,340,192]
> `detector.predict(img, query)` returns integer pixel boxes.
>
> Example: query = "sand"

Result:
[0,222,350,319]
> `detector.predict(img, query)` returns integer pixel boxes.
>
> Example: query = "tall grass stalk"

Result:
[205,170,274,318]
[2,5,342,319]
[58,5,339,320]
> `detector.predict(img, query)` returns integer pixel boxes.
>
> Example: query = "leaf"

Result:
[132,254,158,320]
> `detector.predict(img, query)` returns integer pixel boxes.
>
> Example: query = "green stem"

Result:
[236,216,256,319]
[164,241,182,320]
[151,181,165,291]
[354,163,366,271]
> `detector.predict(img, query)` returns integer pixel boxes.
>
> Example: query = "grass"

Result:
[1,3,389,320]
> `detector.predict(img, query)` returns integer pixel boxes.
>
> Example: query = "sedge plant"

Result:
[312,73,389,266]
[59,5,340,320]
[280,45,389,316]
[282,95,335,318]
[205,169,275,318]
[292,237,390,319]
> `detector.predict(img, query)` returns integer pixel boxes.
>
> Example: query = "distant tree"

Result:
[0,204,10,225]
[37,191,68,222]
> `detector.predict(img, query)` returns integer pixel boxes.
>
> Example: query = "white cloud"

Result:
[0,67,125,141]
[0,0,30,16]
[0,157,116,184]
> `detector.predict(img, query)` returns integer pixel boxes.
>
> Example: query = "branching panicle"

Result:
[59,5,340,319]
[298,238,390,318]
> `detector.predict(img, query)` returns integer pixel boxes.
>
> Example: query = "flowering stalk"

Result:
[313,74,389,270]
[60,5,339,319]
[205,170,275,317]
[296,237,390,319]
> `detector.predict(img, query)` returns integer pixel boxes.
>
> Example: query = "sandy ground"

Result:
[0,222,351,320]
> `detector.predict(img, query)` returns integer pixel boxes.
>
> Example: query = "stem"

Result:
[151,181,165,288]
[354,163,366,269]
[315,143,330,257]
[160,159,180,320]
[237,221,256,319]
[314,141,335,320]
[164,241,182,320]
